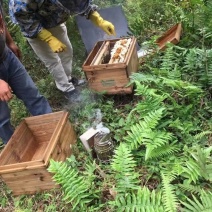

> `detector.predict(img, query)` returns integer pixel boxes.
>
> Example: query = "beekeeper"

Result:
[9,0,116,102]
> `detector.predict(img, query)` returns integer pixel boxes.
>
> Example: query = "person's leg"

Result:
[27,31,74,92]
[49,23,73,80]
[5,48,52,115]
[0,101,14,144]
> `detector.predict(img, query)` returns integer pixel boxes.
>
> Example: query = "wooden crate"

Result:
[139,23,182,64]
[0,111,77,196]
[156,23,182,50]
[82,37,139,94]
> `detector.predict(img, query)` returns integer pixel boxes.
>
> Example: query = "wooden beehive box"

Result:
[82,37,139,94]
[0,111,76,196]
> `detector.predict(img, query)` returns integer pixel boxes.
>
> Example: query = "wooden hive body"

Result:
[82,37,139,94]
[0,111,77,196]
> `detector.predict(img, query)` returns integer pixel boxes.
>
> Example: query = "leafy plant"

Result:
[110,143,140,193]
[181,146,212,183]
[161,172,178,212]
[109,187,165,212]
[181,191,212,212]
[48,158,99,211]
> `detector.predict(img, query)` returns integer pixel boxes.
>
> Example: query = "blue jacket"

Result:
[9,0,96,38]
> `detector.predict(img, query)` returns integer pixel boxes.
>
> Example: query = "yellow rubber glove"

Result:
[37,29,66,53]
[89,11,116,36]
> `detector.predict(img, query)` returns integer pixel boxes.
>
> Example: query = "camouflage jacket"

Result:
[9,0,96,38]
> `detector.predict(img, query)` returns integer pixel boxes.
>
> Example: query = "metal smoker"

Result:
[94,131,114,163]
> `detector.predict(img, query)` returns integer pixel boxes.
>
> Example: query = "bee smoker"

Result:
[94,131,114,163]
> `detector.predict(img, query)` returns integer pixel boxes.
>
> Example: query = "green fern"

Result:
[110,143,140,193]
[191,146,212,181]
[147,142,179,159]
[134,82,161,98]
[132,95,165,114]
[125,108,177,160]
[178,184,202,195]
[130,73,159,84]
[130,81,167,116]
[160,45,178,72]
[161,77,203,96]
[181,159,203,184]
[48,159,97,210]
[126,108,165,149]
[109,187,165,212]
[161,172,178,212]
[183,47,212,86]
[194,131,212,140]
[181,146,212,183]
[181,191,212,212]
[183,48,199,72]
[143,130,174,160]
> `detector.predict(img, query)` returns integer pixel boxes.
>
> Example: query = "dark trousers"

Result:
[0,47,52,143]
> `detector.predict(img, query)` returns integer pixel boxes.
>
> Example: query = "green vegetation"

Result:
[1,0,212,211]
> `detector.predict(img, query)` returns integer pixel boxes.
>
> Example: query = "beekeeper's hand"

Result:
[89,11,116,36]
[0,79,13,102]
[37,29,66,53]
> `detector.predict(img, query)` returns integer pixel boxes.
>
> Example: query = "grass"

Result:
[1,0,212,211]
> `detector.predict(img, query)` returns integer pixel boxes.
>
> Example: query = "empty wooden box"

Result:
[156,23,182,50]
[0,111,76,196]
[82,37,139,94]
[139,23,182,64]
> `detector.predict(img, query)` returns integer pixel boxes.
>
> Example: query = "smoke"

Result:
[92,109,110,134]
[63,88,109,134]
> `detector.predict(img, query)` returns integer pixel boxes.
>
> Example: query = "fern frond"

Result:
[161,172,178,212]
[178,184,202,195]
[111,143,140,193]
[83,160,97,182]
[144,130,173,160]
[194,131,212,140]
[191,146,212,181]
[183,48,199,71]
[181,159,202,183]
[160,45,177,71]
[183,48,212,86]
[48,160,95,210]
[181,191,212,212]
[125,108,165,150]
[130,73,159,84]
[161,77,203,95]
[129,95,166,116]
[181,145,212,183]
[134,81,163,98]
[142,108,165,128]
[147,142,179,160]
[109,187,165,212]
